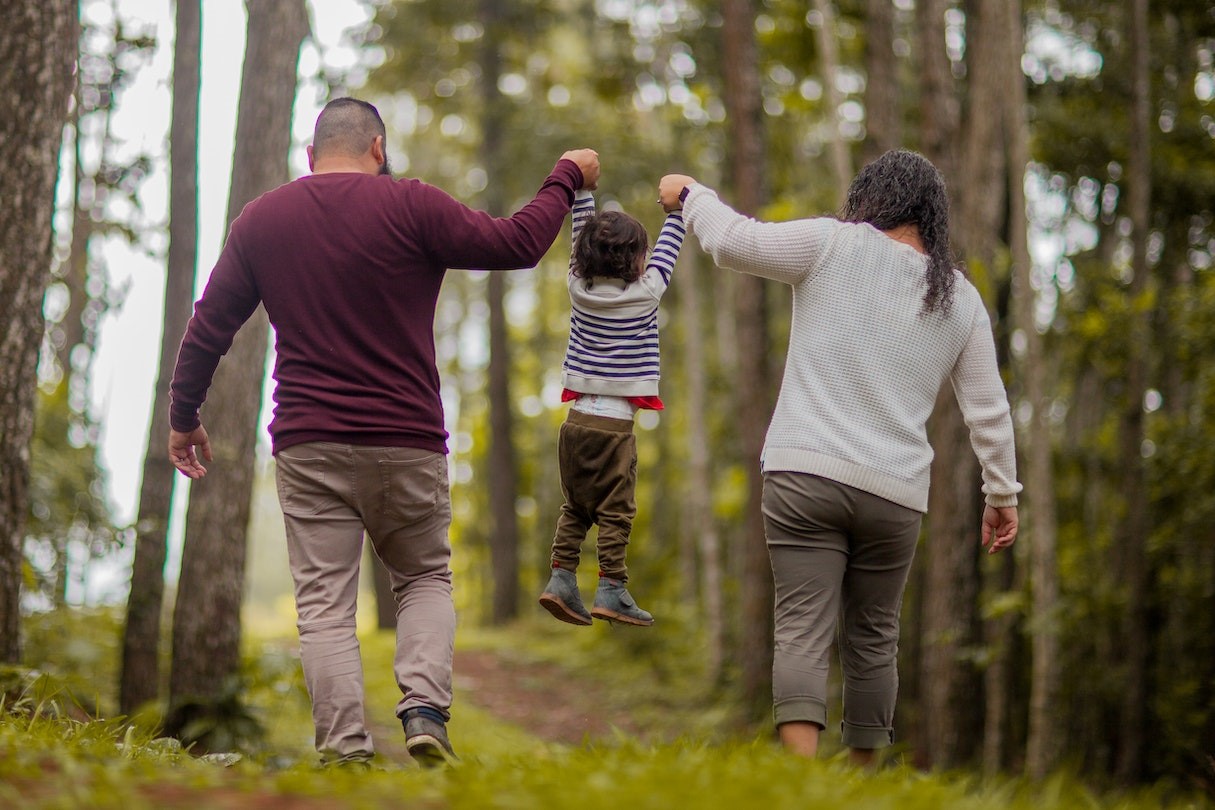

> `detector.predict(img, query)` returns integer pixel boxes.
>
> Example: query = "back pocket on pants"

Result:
[275,453,328,517]
[378,452,446,525]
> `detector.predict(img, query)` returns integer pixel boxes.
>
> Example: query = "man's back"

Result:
[170,159,584,455]
[236,173,453,454]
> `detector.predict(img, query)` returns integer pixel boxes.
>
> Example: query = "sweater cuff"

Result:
[984,491,1019,508]
[679,183,712,216]
[170,402,202,433]
[551,159,585,200]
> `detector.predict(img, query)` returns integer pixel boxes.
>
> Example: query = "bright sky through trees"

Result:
[87,0,367,527]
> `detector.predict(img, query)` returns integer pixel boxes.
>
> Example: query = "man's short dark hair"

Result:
[312,97,387,160]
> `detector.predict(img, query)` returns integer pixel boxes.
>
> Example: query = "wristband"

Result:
[679,185,690,203]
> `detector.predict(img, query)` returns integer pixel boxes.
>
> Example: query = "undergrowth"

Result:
[0,607,1208,810]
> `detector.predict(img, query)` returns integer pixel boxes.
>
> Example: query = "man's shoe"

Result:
[538,568,593,626]
[591,577,654,626]
[402,709,457,768]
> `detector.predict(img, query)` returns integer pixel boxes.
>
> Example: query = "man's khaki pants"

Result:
[275,442,455,763]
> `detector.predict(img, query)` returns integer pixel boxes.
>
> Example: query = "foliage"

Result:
[1025,0,1215,783]
[44,0,157,391]
[25,384,126,609]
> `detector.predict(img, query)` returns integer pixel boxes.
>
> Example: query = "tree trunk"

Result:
[862,0,901,165]
[1115,0,1151,783]
[913,0,957,768]
[53,98,95,383]
[917,0,993,770]
[955,0,1005,260]
[722,0,774,722]
[679,250,725,684]
[811,0,852,202]
[959,0,1016,776]
[919,400,983,768]
[916,0,957,173]
[481,0,520,624]
[1006,0,1062,781]
[167,0,308,722]
[120,0,202,715]
[0,0,78,664]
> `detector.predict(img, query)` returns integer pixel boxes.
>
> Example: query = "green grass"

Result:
[0,608,1209,809]
[2,706,1207,810]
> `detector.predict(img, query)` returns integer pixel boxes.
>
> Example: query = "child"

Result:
[538,189,685,627]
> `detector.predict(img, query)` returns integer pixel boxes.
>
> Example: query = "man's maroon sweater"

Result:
[169,159,583,455]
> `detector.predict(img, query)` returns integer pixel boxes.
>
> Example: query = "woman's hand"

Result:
[658,174,696,212]
[981,505,1018,554]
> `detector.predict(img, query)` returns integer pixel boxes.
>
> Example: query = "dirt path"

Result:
[452,648,643,745]
[367,645,644,764]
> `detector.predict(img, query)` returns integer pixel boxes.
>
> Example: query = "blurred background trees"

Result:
[3,0,1213,791]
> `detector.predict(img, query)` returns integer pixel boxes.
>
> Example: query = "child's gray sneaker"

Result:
[538,567,593,626]
[402,709,458,768]
[591,577,654,626]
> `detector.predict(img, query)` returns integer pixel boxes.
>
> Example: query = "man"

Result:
[168,97,599,767]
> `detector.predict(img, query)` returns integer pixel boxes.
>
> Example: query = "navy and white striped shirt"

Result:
[561,191,685,398]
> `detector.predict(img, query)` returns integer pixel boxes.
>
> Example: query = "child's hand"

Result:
[658,174,696,212]
[561,149,600,190]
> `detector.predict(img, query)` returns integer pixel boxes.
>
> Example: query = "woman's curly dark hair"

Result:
[840,149,961,314]
[572,211,649,284]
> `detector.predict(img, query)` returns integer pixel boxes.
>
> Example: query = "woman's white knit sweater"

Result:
[681,184,1021,512]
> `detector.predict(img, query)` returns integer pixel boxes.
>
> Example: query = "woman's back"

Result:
[763,219,986,510]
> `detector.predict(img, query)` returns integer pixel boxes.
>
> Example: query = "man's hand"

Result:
[560,148,600,190]
[658,174,696,212]
[981,505,1018,554]
[169,425,212,479]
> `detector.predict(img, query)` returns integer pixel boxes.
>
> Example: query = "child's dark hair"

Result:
[572,211,648,283]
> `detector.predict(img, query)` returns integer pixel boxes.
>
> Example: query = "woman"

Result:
[658,150,1020,765]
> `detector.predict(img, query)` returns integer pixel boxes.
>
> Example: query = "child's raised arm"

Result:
[569,189,596,272]
[646,209,686,290]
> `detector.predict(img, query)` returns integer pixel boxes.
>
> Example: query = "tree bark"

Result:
[812,0,852,202]
[679,250,725,684]
[862,0,901,165]
[959,0,1016,775]
[480,0,521,623]
[1005,0,1062,781]
[1115,0,1152,783]
[167,0,308,719]
[0,0,78,664]
[917,0,994,770]
[722,0,774,722]
[915,0,957,174]
[120,0,202,715]
[53,98,95,384]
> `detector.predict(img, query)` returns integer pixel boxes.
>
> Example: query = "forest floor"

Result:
[451,645,648,744]
[360,619,684,768]
[358,643,652,767]
[6,611,1212,809]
